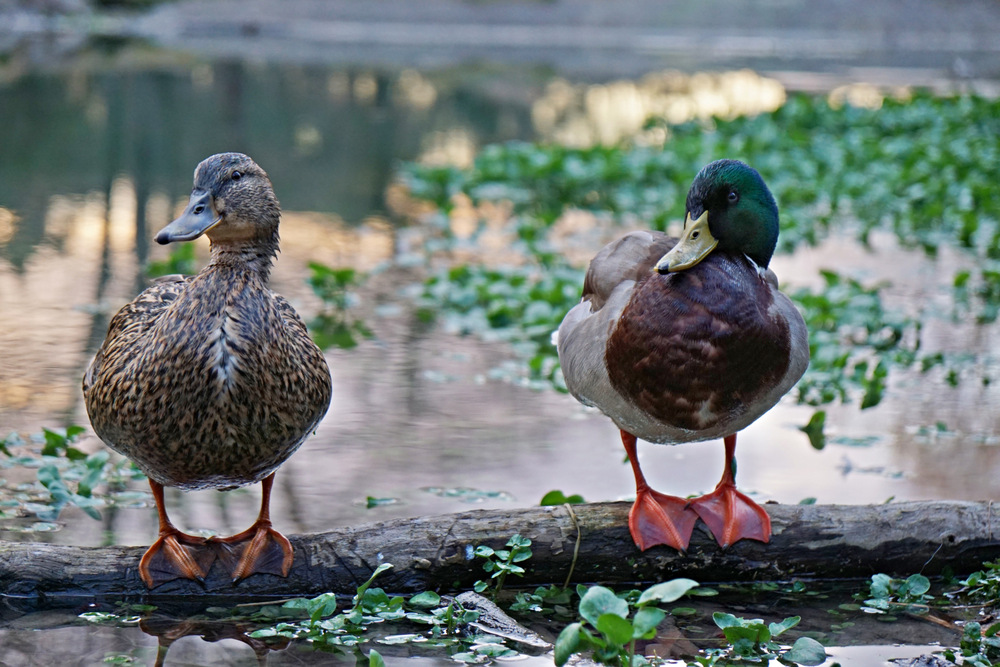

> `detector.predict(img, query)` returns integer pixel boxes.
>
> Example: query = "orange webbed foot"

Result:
[628,487,699,552]
[688,483,771,548]
[139,530,215,588]
[211,521,294,582]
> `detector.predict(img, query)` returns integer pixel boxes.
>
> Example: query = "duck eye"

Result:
[727,190,739,203]
[231,171,242,181]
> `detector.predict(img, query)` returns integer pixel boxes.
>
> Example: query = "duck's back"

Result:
[557,230,807,445]
[84,269,332,490]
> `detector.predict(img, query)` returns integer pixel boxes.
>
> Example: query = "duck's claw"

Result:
[628,487,699,552]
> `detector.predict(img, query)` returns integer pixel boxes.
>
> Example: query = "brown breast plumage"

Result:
[605,252,790,431]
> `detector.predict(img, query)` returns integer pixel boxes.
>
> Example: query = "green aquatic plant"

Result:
[555,579,701,667]
[693,613,826,666]
[956,559,1000,604]
[248,563,484,651]
[307,262,374,350]
[0,426,145,524]
[146,243,198,278]
[540,490,586,506]
[945,621,1000,667]
[858,573,933,615]
[473,534,533,599]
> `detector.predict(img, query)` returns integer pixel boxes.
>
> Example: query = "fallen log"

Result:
[1,500,997,602]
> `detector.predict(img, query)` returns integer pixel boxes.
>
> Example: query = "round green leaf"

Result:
[632,607,665,638]
[579,586,629,625]
[768,616,801,637]
[595,613,635,646]
[783,636,827,666]
[407,591,441,608]
[904,573,931,596]
[637,578,700,605]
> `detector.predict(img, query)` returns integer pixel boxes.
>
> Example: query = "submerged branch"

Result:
[1,500,997,602]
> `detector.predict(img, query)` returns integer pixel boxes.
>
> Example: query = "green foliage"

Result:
[693,613,826,666]
[948,621,1000,667]
[957,559,1000,604]
[798,410,827,450]
[248,562,484,652]
[146,243,198,277]
[555,579,699,667]
[859,573,933,614]
[307,263,374,350]
[539,490,586,506]
[0,426,145,525]
[419,263,583,389]
[791,270,920,408]
[509,584,575,614]
[472,534,533,599]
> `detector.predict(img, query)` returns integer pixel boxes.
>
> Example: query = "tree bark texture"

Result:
[1,500,998,602]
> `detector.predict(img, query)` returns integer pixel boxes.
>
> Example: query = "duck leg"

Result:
[622,430,699,551]
[210,473,294,581]
[688,434,771,548]
[139,480,216,588]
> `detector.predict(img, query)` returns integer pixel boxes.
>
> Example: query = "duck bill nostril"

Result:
[155,191,221,244]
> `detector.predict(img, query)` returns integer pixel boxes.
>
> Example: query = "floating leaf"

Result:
[637,579,699,605]
[784,636,828,665]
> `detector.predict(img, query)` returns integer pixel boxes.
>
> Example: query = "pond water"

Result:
[1,23,1000,667]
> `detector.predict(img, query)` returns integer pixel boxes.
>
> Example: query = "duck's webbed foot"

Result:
[688,483,771,548]
[628,487,699,551]
[687,433,772,548]
[209,472,294,581]
[139,529,215,588]
[621,429,698,552]
[211,521,294,581]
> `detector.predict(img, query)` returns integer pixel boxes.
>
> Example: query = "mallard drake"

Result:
[557,159,808,551]
[83,153,332,587]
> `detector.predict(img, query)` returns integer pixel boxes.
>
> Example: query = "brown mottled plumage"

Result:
[84,153,332,587]
[557,160,808,552]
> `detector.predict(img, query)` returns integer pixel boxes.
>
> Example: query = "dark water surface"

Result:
[1,32,999,667]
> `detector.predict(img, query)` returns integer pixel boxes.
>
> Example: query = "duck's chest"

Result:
[605,257,791,431]
[147,277,291,398]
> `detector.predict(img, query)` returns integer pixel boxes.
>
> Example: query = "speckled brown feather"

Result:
[606,252,789,431]
[83,157,332,491]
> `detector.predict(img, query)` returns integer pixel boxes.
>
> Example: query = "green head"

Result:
[656,159,779,273]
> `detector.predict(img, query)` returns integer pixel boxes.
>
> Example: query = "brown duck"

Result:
[557,159,808,552]
[84,153,332,587]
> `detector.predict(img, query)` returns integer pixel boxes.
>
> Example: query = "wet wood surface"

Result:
[1,500,998,602]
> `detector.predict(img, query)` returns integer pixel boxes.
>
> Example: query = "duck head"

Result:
[656,159,779,274]
[156,153,280,247]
